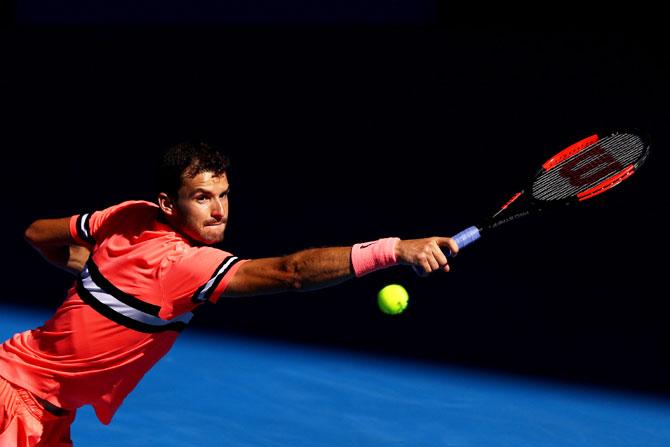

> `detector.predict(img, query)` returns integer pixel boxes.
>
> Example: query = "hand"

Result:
[67,245,91,274]
[395,237,459,277]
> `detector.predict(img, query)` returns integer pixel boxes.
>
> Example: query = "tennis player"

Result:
[0,142,458,446]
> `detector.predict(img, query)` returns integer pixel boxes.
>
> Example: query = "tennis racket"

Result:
[449,129,651,252]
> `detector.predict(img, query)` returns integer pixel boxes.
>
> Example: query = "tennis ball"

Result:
[377,284,409,315]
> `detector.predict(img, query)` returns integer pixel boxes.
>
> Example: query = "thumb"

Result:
[435,237,459,257]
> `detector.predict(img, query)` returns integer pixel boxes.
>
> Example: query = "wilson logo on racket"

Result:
[559,145,624,188]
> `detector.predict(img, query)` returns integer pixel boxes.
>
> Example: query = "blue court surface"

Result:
[2,303,670,446]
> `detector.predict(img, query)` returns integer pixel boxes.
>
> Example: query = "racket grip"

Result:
[413,225,481,275]
[451,226,481,254]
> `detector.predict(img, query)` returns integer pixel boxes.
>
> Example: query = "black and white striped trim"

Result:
[77,261,192,333]
[191,256,241,303]
[75,213,96,245]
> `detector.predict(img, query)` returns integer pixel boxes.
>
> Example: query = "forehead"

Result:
[180,171,228,191]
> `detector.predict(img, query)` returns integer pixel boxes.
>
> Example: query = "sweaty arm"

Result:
[24,217,91,275]
[223,237,459,297]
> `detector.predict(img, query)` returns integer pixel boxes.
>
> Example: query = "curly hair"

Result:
[156,141,230,197]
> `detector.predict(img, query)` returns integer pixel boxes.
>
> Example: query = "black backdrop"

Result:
[3,26,669,396]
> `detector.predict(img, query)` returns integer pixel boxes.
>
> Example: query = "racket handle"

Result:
[450,226,481,254]
[413,226,481,275]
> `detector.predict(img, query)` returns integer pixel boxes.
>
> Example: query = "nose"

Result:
[210,197,225,218]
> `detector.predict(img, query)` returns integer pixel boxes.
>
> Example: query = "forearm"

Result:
[226,246,354,297]
[24,217,90,276]
[285,246,354,291]
[287,236,460,288]
[31,244,90,276]
[225,237,459,297]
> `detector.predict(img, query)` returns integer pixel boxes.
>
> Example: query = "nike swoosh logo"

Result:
[360,243,375,249]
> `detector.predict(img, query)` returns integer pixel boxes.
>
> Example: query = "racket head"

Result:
[482,129,650,231]
[530,129,650,203]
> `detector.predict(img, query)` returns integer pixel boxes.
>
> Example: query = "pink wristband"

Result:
[351,237,400,277]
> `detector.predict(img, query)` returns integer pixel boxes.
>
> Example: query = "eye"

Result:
[195,195,208,203]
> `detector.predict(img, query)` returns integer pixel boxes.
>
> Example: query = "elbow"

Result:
[24,219,58,248]
[24,221,41,246]
[282,257,305,291]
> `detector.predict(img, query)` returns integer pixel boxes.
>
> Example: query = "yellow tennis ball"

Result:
[377,284,409,315]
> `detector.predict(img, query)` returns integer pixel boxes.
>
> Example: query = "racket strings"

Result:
[535,138,640,200]
[531,133,645,201]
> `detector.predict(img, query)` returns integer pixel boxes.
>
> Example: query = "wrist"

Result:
[350,237,400,277]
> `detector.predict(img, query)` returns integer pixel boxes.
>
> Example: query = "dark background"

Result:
[2,4,669,397]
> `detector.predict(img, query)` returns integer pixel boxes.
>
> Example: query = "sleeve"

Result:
[69,212,96,248]
[69,201,154,248]
[161,246,249,310]
[191,252,249,305]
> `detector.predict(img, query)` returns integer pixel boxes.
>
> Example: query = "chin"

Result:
[202,230,225,245]
[209,236,225,244]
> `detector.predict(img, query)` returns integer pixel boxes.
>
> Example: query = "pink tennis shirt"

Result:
[0,200,247,424]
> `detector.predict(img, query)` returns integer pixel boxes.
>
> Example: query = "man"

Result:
[0,142,458,446]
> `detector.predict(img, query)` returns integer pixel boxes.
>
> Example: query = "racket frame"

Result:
[470,129,650,238]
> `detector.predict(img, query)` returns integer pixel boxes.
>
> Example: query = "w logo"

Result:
[559,145,623,187]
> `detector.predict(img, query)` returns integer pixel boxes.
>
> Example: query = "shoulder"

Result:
[95,200,159,223]
[105,200,158,215]
[161,245,245,305]
[161,245,236,288]
[83,200,160,241]
[179,245,234,265]
[166,245,240,281]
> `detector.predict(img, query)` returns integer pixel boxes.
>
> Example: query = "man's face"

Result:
[171,171,229,245]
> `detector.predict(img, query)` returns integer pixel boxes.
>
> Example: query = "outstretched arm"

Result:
[223,237,458,297]
[24,217,91,275]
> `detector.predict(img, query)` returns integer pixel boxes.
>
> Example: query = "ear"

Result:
[157,192,176,217]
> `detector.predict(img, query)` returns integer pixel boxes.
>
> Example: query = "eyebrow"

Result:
[190,187,230,197]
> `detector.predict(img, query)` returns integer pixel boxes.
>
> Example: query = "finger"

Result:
[427,255,440,272]
[431,243,449,267]
[436,237,459,257]
[420,260,432,276]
